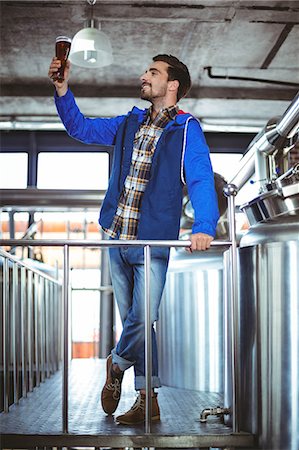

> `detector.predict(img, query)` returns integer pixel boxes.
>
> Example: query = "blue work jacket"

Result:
[55,89,219,240]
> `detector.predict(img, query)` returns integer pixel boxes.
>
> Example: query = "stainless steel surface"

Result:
[229,92,299,191]
[235,222,299,450]
[1,236,233,434]
[0,236,234,434]
[3,257,9,413]
[27,270,34,393]
[224,184,239,433]
[223,249,233,430]
[20,266,27,399]
[144,244,152,433]
[275,91,299,138]
[157,186,238,436]
[228,146,256,191]
[41,278,46,381]
[12,262,19,405]
[200,406,230,423]
[157,248,224,394]
[63,244,69,434]
[240,181,299,226]
[45,280,51,377]
[240,215,299,247]
[0,248,62,284]
[99,233,114,358]
[0,249,62,414]
[34,272,40,388]
[0,359,254,449]
[0,238,230,247]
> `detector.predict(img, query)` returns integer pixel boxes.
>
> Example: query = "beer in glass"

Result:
[54,36,72,82]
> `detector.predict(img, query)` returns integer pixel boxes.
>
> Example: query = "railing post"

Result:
[27,270,34,392]
[63,244,70,433]
[144,244,152,434]
[224,183,239,433]
[45,279,50,378]
[3,258,10,412]
[39,277,48,382]
[12,262,19,405]
[34,273,40,388]
[21,266,27,398]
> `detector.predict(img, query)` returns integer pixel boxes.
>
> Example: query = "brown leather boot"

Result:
[115,392,160,425]
[101,355,124,415]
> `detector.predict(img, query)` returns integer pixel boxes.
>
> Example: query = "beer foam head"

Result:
[56,36,72,43]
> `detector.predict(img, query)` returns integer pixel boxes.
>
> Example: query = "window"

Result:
[37,152,109,189]
[210,152,259,206]
[0,153,28,188]
[210,153,242,182]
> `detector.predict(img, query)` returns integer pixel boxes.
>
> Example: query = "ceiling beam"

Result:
[1,84,297,101]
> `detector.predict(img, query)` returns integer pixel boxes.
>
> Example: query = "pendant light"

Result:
[69,0,113,68]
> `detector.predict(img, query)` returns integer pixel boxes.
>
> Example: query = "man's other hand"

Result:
[187,232,214,252]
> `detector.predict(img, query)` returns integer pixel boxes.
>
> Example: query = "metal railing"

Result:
[0,249,63,413]
[0,184,239,436]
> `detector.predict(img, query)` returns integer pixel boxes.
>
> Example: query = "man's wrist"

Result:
[56,84,68,97]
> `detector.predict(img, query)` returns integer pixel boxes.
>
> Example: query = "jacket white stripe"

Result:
[181,116,193,185]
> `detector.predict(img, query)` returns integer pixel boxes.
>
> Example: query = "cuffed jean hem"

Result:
[111,348,135,371]
[135,375,162,390]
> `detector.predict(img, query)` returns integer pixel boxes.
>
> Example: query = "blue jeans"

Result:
[109,245,170,390]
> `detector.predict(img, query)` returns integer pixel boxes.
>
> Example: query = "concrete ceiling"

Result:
[1,0,299,130]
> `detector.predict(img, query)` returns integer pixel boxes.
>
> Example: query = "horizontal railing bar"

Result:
[0,248,62,285]
[0,239,232,248]
[71,287,113,292]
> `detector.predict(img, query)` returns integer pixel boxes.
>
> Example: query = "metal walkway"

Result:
[0,359,254,449]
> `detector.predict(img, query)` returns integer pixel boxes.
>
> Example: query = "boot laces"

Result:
[131,394,145,412]
[106,378,121,400]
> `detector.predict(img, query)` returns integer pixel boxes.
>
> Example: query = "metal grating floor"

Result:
[0,359,254,449]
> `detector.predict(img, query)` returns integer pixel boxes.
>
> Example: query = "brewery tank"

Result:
[227,173,299,450]
[157,247,225,392]
[156,173,228,392]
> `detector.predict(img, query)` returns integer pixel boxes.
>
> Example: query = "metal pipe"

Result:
[144,245,152,434]
[229,92,299,190]
[63,244,70,433]
[21,266,27,398]
[55,283,61,371]
[49,282,55,374]
[0,239,230,248]
[200,406,230,423]
[224,184,239,433]
[40,278,45,382]
[0,248,62,285]
[276,91,299,138]
[99,236,114,358]
[27,270,34,392]
[45,279,50,378]
[0,237,233,431]
[12,262,19,404]
[34,273,40,388]
[3,258,10,412]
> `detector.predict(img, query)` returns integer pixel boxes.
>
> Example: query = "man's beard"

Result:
[140,92,152,101]
[140,86,152,101]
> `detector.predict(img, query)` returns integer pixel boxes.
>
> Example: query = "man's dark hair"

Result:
[153,54,191,101]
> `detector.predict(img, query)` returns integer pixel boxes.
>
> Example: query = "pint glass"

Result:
[54,36,72,82]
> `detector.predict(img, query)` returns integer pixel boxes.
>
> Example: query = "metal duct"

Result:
[229,92,299,191]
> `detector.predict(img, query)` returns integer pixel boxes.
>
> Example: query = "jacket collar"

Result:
[129,105,193,127]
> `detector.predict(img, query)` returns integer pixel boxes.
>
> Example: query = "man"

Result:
[48,54,219,425]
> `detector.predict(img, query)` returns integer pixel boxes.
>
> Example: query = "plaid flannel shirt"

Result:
[105,105,179,240]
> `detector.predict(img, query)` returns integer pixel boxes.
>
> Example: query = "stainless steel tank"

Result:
[229,177,299,450]
[157,247,224,393]
[156,172,228,392]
